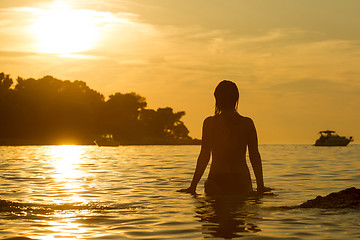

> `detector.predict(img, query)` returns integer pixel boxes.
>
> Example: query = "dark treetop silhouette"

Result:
[179,80,270,196]
[0,72,199,145]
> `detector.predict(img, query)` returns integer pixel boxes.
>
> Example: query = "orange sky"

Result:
[1,0,359,143]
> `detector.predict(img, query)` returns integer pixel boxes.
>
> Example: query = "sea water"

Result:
[0,144,359,239]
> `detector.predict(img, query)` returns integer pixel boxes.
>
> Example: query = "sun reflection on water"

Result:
[51,145,83,178]
[38,213,88,240]
[38,145,93,239]
[49,145,88,204]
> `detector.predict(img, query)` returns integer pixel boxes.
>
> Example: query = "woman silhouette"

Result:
[179,80,268,196]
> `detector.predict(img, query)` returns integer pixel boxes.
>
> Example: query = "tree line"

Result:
[0,72,200,145]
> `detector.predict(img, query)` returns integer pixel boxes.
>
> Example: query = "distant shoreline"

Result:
[0,138,201,146]
[0,139,356,146]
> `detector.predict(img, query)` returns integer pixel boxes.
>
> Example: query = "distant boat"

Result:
[314,130,353,146]
[94,134,119,147]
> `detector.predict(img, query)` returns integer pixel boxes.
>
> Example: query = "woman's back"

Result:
[206,112,251,176]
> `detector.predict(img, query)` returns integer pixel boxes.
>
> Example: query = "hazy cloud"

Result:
[268,78,358,94]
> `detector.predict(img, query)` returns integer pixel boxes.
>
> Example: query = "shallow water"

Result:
[0,144,359,239]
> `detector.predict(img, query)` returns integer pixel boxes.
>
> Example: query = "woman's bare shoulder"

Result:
[236,114,253,124]
[204,116,216,125]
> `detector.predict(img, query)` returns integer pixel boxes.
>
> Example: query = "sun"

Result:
[31,1,100,54]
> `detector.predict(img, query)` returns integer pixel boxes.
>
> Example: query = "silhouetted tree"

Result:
[0,72,196,145]
[11,75,104,142]
[103,92,147,141]
[0,73,15,139]
[140,107,190,139]
[173,122,190,139]
[0,73,13,92]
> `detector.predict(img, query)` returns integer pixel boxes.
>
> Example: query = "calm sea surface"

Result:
[0,144,359,239]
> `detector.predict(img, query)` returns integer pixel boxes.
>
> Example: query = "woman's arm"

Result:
[247,118,266,192]
[178,118,211,194]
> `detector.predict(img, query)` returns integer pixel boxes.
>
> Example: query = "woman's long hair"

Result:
[214,80,239,115]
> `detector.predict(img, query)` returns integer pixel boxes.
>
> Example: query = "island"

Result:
[0,72,200,146]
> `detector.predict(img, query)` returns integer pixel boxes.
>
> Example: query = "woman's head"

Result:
[214,80,239,114]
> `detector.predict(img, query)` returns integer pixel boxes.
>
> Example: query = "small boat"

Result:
[94,134,119,147]
[314,130,353,146]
